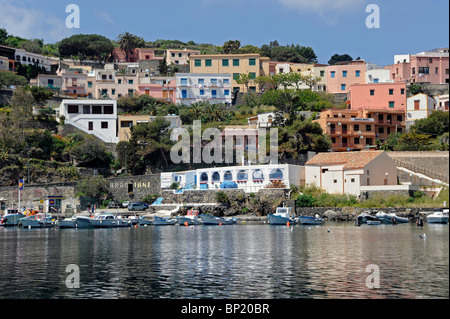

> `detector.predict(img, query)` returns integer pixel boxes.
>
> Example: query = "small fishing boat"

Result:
[199,214,237,226]
[18,213,56,229]
[152,216,177,226]
[57,216,79,229]
[426,209,449,224]
[267,206,295,225]
[376,211,409,224]
[76,213,131,229]
[355,212,378,226]
[0,209,26,227]
[298,215,325,225]
[176,210,202,225]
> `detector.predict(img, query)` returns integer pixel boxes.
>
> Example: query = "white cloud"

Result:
[0,0,70,43]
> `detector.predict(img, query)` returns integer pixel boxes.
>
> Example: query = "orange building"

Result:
[315,109,406,152]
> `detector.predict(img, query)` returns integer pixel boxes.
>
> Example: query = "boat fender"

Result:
[1,218,7,224]
[287,222,290,227]
[184,222,189,227]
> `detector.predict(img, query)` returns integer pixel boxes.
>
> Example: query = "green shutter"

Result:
[205,59,212,67]
[195,60,201,67]
[222,59,229,67]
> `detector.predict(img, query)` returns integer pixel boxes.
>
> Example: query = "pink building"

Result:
[326,60,366,94]
[347,82,407,111]
[111,48,164,63]
[137,76,177,104]
[386,51,450,84]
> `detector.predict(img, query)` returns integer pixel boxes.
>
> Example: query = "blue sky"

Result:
[0,0,448,66]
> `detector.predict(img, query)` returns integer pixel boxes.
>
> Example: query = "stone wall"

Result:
[107,174,161,202]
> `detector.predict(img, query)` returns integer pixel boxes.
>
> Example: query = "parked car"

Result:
[107,201,121,209]
[135,202,149,209]
[122,201,130,208]
[128,202,147,211]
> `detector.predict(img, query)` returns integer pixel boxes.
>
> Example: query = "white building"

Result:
[305,151,398,197]
[59,99,119,144]
[406,93,436,129]
[176,73,232,106]
[366,63,393,83]
[14,48,51,72]
[161,164,304,193]
[435,94,449,112]
[247,112,275,128]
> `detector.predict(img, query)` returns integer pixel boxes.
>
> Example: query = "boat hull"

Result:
[299,216,324,225]
[153,218,177,226]
[376,213,409,224]
[199,214,237,225]
[0,214,26,227]
[57,220,78,229]
[267,214,293,225]
[426,216,449,224]
[90,219,131,228]
[19,219,56,229]
[176,217,201,225]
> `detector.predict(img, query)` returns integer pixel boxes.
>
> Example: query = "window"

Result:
[389,89,394,95]
[92,105,102,114]
[379,127,384,134]
[233,59,240,67]
[200,173,208,182]
[224,171,233,181]
[355,70,360,77]
[194,60,201,67]
[249,58,256,66]
[436,67,439,74]
[181,78,188,86]
[249,86,256,92]
[128,89,134,97]
[342,70,347,77]
[237,170,248,181]
[334,180,338,184]
[182,90,187,99]
[224,89,230,96]
[212,172,220,182]
[366,125,372,132]
[211,90,217,98]
[418,67,429,74]
[104,105,113,114]
[341,84,346,91]
[101,122,108,129]
[370,89,375,96]
[121,121,133,128]
[199,89,205,96]
[179,53,183,58]
[198,79,204,85]
[389,101,395,108]
[118,79,122,84]
[223,79,230,84]
[331,71,335,78]
[269,169,283,180]
[128,79,134,84]
[401,88,405,95]
[83,105,90,115]
[354,124,360,131]
[211,78,218,85]
[252,169,264,180]
[88,122,93,131]
[414,100,420,110]
[233,73,240,80]
[88,81,93,88]
[320,70,325,77]
[68,105,78,114]
[374,78,379,83]
[249,72,256,79]
[351,178,355,183]
[171,53,175,57]
[222,59,229,67]
[205,59,212,67]
[111,89,116,95]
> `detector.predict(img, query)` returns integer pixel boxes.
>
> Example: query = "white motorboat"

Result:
[267,206,295,225]
[57,216,78,229]
[76,213,131,229]
[18,213,56,229]
[355,212,378,226]
[376,211,409,224]
[426,209,449,224]
[176,210,202,225]
[199,214,238,225]
[0,210,26,227]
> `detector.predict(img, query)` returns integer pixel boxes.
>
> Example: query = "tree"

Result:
[117,32,145,62]
[58,34,114,61]
[302,74,321,90]
[236,73,252,92]
[0,28,8,44]
[328,54,353,65]
[158,57,169,76]
[0,71,28,89]
[75,176,110,201]
[223,40,241,54]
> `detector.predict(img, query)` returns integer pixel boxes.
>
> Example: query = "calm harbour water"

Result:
[0,222,448,299]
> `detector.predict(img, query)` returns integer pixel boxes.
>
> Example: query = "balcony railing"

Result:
[332,143,365,149]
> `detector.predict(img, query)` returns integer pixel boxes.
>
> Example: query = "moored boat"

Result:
[299,215,325,225]
[426,209,449,224]
[18,213,56,229]
[75,213,131,229]
[376,211,409,224]
[0,210,26,227]
[267,206,295,225]
[367,220,382,226]
[176,210,202,225]
[355,212,378,226]
[199,214,237,225]
[152,216,177,226]
[57,216,78,229]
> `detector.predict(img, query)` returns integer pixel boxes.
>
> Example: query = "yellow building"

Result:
[189,54,270,93]
[118,115,182,142]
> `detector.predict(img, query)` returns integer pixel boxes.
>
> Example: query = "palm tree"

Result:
[117,32,144,62]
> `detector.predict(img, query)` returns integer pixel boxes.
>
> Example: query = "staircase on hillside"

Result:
[393,159,449,185]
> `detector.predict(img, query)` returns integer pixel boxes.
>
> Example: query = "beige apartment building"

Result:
[166,49,201,66]
[189,54,270,93]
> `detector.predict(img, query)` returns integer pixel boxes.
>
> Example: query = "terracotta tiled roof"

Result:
[306,151,385,169]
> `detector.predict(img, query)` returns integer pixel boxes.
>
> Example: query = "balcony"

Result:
[332,143,365,150]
